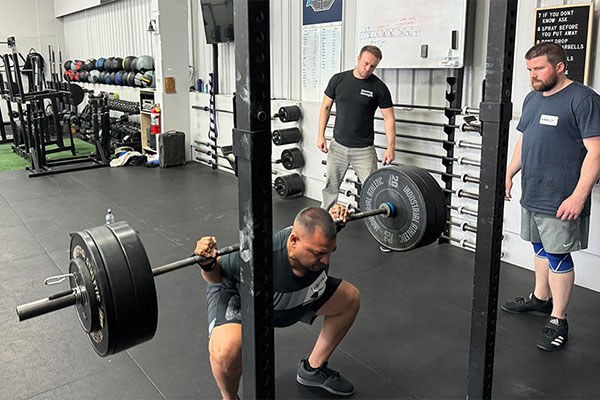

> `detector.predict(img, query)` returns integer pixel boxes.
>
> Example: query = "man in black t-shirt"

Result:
[318,45,396,211]
[195,205,358,399]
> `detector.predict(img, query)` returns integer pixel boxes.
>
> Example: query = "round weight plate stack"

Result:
[274,174,304,198]
[106,222,158,348]
[400,165,448,248]
[277,105,302,122]
[272,127,302,146]
[85,222,157,356]
[281,148,304,170]
[359,165,445,251]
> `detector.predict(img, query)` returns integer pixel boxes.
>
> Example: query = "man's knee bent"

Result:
[209,324,242,370]
[335,281,361,314]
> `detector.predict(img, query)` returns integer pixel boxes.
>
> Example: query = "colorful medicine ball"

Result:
[134,72,143,87]
[114,70,126,85]
[95,57,106,70]
[136,55,154,72]
[141,70,154,88]
[88,70,100,83]
[84,58,96,71]
[73,60,84,71]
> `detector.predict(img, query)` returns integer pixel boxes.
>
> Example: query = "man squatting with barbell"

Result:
[194,204,357,399]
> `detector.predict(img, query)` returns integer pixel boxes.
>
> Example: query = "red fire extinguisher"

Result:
[150,103,161,135]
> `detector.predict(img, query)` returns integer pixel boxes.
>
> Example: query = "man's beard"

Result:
[532,73,558,92]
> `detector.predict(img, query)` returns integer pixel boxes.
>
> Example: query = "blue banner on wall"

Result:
[303,0,343,25]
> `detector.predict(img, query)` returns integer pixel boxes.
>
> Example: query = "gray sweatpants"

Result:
[321,139,378,210]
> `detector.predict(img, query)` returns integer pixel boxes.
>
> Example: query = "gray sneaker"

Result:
[501,293,552,316]
[296,358,354,396]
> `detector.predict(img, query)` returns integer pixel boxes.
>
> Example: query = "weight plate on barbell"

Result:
[106,222,158,348]
[359,165,445,251]
[86,223,152,356]
[70,230,116,357]
[400,165,447,247]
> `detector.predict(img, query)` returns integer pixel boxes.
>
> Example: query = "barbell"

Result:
[15,165,447,357]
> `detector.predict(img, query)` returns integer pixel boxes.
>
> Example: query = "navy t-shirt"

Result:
[219,227,329,327]
[516,81,600,216]
[325,70,393,147]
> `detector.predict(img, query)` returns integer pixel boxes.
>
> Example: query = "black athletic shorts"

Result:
[206,276,342,336]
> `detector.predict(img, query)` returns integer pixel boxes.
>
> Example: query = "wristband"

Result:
[199,258,217,272]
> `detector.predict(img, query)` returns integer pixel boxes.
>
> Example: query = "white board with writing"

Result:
[355,0,467,69]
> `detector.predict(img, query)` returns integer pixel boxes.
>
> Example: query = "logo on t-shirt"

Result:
[360,89,374,98]
[539,114,559,126]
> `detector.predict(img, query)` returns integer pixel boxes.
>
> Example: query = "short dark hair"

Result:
[359,45,382,61]
[294,207,337,240]
[525,42,567,68]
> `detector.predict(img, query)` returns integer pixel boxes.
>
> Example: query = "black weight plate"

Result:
[278,105,302,122]
[68,257,99,333]
[400,166,447,247]
[86,224,143,355]
[106,222,158,347]
[69,83,84,106]
[359,165,431,251]
[70,231,116,356]
[272,127,302,146]
[274,174,304,198]
[281,148,304,170]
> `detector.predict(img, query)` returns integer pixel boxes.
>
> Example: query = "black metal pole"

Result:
[232,0,275,399]
[467,1,518,399]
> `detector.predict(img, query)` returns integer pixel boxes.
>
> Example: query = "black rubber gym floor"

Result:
[1,163,599,399]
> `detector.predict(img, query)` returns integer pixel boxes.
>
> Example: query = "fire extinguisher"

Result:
[150,103,161,135]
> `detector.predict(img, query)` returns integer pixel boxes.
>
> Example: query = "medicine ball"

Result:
[113,57,123,71]
[63,60,73,71]
[104,57,115,72]
[134,72,143,87]
[115,70,126,85]
[63,71,71,81]
[136,55,154,72]
[85,58,97,71]
[99,71,108,83]
[141,70,154,88]
[79,70,90,82]
[73,60,84,71]
[130,57,138,72]
[89,70,100,83]
[103,72,111,84]
[95,57,106,71]
[123,56,135,71]
[126,71,136,86]
[74,71,81,81]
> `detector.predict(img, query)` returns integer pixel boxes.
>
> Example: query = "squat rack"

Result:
[231,0,516,398]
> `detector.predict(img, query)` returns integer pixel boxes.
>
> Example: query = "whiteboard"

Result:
[355,0,467,69]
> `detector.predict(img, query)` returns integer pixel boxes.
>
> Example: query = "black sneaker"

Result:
[296,358,354,396]
[537,316,568,351]
[500,293,553,316]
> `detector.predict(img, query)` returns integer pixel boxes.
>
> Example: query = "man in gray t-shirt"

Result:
[502,42,600,352]
[195,205,358,398]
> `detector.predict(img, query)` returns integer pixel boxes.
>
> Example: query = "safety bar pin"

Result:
[44,273,75,286]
